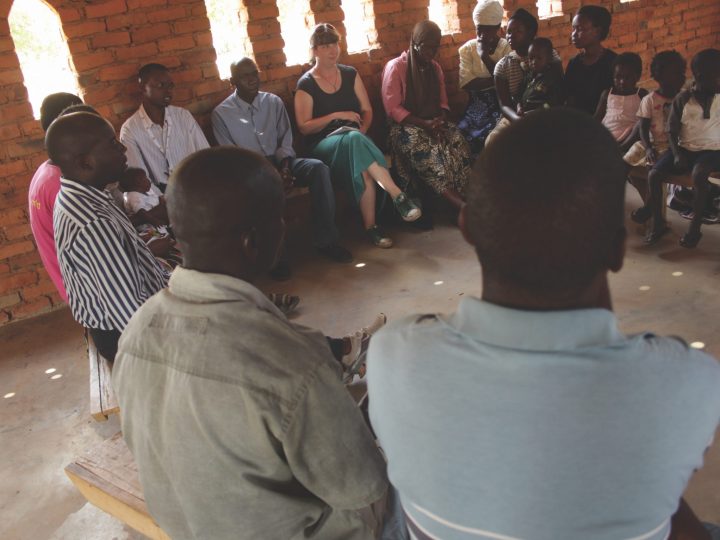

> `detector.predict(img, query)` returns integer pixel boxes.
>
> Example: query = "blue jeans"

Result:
[289,157,339,248]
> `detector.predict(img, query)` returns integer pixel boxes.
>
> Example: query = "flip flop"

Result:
[267,293,300,315]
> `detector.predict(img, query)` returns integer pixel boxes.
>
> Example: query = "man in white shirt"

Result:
[120,63,209,192]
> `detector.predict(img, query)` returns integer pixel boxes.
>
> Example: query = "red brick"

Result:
[130,24,170,44]
[194,79,229,97]
[0,292,20,310]
[246,5,279,19]
[11,296,51,320]
[0,240,34,261]
[0,270,37,294]
[85,0,128,19]
[0,123,21,141]
[0,52,19,69]
[146,6,187,23]
[57,7,83,23]
[22,279,58,300]
[72,51,115,71]
[0,311,9,324]
[172,18,209,35]
[252,37,286,54]
[115,42,158,61]
[98,64,140,82]
[158,35,196,52]
[127,0,166,8]
[0,69,23,85]
[63,21,107,39]
[92,31,131,49]
[4,223,31,241]
[0,159,28,177]
[194,32,213,48]
[67,39,90,55]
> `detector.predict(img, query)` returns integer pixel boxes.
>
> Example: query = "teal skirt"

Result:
[310,130,387,206]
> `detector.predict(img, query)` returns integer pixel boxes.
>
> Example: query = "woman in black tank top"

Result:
[295,23,422,249]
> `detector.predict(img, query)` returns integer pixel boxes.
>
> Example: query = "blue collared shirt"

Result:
[368,297,720,540]
[54,178,169,331]
[211,91,295,161]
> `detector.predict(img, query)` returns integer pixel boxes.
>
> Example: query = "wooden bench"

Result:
[627,167,720,227]
[65,432,170,540]
[87,333,120,422]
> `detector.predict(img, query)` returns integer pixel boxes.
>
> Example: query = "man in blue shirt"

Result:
[367,108,720,540]
[212,58,352,271]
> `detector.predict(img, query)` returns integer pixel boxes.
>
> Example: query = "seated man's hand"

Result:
[278,166,296,194]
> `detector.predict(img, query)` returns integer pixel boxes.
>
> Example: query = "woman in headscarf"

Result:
[457,0,511,155]
[295,23,421,249]
[381,20,472,211]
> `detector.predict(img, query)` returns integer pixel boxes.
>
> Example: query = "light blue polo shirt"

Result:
[367,297,720,540]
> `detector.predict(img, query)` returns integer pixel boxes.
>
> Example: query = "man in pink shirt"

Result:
[28,92,83,302]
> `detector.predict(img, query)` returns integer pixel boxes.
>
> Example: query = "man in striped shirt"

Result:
[48,112,169,360]
[120,63,209,192]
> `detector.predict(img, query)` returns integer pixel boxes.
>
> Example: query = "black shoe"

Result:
[631,206,652,224]
[680,230,702,248]
[268,260,291,281]
[317,244,353,263]
[410,212,434,230]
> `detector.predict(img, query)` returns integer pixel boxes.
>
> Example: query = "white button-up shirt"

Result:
[120,104,209,189]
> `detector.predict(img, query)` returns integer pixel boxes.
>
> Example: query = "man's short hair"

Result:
[465,108,626,293]
[576,5,612,40]
[612,52,643,78]
[138,63,169,83]
[40,92,82,132]
[650,50,686,81]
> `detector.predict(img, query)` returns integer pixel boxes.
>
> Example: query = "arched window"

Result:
[429,0,460,35]
[205,0,254,79]
[8,0,81,119]
[536,0,563,19]
[277,0,315,66]
[341,0,378,54]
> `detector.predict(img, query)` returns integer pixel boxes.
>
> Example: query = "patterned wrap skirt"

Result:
[387,121,472,198]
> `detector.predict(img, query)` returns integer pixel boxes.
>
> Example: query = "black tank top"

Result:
[296,64,361,148]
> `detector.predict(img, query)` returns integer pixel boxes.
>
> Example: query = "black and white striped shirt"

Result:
[54,178,169,331]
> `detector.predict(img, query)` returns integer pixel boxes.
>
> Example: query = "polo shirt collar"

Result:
[60,177,115,205]
[232,92,262,113]
[168,266,281,315]
[449,296,625,351]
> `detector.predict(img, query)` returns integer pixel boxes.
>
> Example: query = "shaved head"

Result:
[167,147,285,279]
[464,107,626,297]
[45,112,127,188]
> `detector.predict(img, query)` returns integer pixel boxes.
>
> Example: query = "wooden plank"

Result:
[88,335,119,422]
[65,433,170,540]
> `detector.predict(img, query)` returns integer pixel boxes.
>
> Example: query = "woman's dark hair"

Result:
[650,50,686,81]
[691,48,720,78]
[576,5,612,41]
[509,8,538,38]
[612,52,642,78]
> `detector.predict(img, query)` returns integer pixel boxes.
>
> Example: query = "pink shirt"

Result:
[381,51,449,123]
[28,160,67,302]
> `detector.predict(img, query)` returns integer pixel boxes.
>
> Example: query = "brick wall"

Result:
[0,0,718,325]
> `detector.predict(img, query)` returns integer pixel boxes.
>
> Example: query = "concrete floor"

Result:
[1,186,720,539]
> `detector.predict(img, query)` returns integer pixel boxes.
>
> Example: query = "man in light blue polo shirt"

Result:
[212,57,352,273]
[367,108,720,540]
